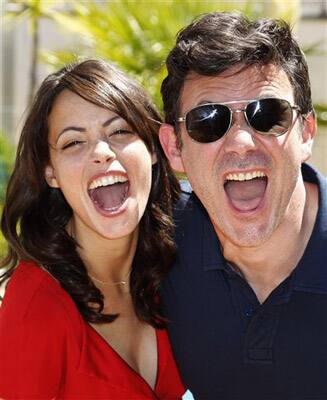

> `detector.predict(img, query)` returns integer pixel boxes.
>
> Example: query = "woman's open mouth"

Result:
[88,174,130,214]
[224,170,268,212]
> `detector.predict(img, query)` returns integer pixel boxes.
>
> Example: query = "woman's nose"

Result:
[92,140,116,164]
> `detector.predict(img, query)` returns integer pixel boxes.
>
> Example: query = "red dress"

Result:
[0,261,185,399]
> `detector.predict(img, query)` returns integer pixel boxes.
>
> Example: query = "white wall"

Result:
[297,16,327,173]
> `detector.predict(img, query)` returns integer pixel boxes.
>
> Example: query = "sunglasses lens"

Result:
[185,104,230,143]
[246,98,293,135]
[183,98,294,143]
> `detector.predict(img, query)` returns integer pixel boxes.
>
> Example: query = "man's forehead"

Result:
[179,63,294,110]
[184,63,291,87]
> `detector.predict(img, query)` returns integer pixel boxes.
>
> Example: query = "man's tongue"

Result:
[89,182,129,211]
[224,177,267,211]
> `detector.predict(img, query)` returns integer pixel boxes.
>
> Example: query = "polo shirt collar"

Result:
[181,164,327,293]
[178,193,227,272]
[175,191,225,272]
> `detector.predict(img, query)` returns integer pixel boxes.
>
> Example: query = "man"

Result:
[159,12,327,399]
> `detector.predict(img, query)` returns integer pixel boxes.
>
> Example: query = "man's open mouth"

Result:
[224,170,268,212]
[88,174,129,212]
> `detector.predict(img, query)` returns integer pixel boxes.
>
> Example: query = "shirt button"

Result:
[245,308,254,317]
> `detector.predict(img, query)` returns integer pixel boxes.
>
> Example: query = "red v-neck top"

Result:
[0,261,185,399]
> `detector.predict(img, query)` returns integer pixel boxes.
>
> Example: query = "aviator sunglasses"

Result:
[176,98,301,143]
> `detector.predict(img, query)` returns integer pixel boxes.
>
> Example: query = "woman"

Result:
[0,59,184,398]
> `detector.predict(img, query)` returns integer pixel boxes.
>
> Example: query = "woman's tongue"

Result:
[89,182,128,211]
[224,177,267,211]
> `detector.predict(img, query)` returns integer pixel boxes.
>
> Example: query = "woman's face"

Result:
[45,89,155,242]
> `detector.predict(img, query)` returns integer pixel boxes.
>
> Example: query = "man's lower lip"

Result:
[225,192,267,215]
[229,202,264,214]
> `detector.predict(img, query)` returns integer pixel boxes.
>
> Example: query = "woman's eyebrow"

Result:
[55,126,85,144]
[56,116,122,143]
[102,116,121,127]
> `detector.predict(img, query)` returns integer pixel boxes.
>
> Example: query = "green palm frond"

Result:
[315,104,327,126]
[47,0,291,106]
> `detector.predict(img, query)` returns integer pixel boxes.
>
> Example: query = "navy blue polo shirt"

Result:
[162,164,327,400]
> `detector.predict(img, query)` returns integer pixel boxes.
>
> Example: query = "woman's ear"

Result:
[159,123,185,172]
[44,165,60,188]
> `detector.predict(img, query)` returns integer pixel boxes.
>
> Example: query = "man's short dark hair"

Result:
[161,12,313,128]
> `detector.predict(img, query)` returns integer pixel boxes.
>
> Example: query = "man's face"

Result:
[160,64,316,247]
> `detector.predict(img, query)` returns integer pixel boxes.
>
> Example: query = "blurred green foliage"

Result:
[0,134,14,203]
[315,104,327,126]
[0,133,14,258]
[0,203,6,260]
[40,0,298,108]
[40,0,327,121]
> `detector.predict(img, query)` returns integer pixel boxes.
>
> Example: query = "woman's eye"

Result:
[62,140,85,150]
[111,129,134,136]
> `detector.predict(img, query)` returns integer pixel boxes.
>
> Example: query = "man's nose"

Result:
[222,112,257,156]
[91,140,116,164]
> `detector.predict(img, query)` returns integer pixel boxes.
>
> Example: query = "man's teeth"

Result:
[89,175,128,190]
[225,171,266,181]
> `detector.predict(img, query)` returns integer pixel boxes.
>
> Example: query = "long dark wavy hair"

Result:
[0,59,180,327]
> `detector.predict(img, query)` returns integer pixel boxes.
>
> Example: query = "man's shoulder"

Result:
[302,163,327,190]
[302,163,327,223]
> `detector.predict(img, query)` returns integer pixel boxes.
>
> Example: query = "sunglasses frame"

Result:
[177,98,301,143]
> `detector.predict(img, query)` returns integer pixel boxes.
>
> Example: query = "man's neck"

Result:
[219,181,318,304]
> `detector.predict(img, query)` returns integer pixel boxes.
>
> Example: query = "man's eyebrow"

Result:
[56,116,121,142]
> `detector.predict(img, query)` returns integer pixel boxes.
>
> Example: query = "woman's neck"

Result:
[69,219,139,284]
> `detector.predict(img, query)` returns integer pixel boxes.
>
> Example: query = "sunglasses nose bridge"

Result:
[222,117,258,156]
[229,107,249,132]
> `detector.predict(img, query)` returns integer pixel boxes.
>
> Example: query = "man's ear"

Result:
[301,112,317,163]
[44,165,60,188]
[159,123,185,172]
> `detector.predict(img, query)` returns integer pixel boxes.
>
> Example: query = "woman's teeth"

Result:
[89,175,128,190]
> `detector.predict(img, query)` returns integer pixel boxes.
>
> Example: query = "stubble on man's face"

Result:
[178,64,310,249]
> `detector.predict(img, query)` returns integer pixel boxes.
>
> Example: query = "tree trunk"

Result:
[28,17,39,105]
